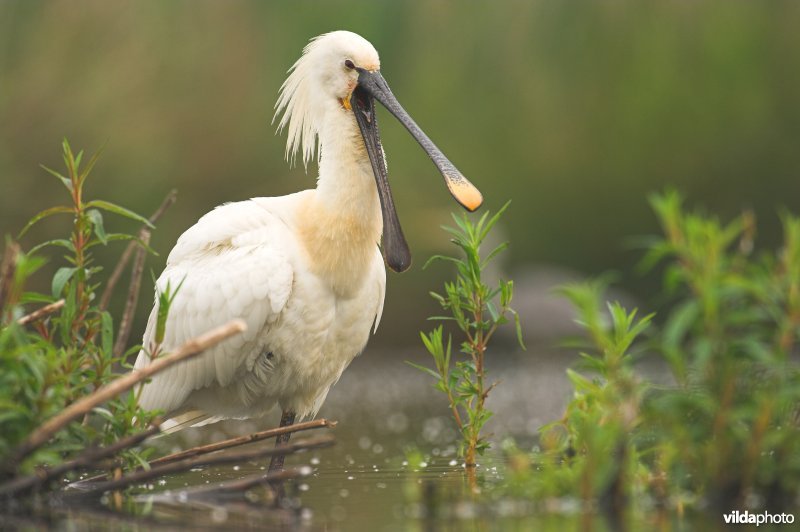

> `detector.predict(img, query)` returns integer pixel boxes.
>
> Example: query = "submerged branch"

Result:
[150,418,336,467]
[70,435,335,495]
[73,418,337,486]
[0,422,161,496]
[4,319,246,469]
[173,466,309,497]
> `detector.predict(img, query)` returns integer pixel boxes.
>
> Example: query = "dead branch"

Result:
[0,241,20,317]
[112,233,149,357]
[16,299,65,326]
[151,418,336,467]
[0,422,161,497]
[99,189,177,311]
[71,435,334,496]
[98,241,135,312]
[4,319,246,468]
[73,418,337,486]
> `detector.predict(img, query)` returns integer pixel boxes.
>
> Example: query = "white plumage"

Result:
[134,30,481,435]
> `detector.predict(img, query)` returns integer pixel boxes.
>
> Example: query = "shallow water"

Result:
[5,348,725,530]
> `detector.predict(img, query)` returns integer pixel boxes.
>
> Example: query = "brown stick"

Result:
[99,189,177,312]
[113,233,149,357]
[72,435,334,495]
[74,418,337,485]
[98,241,136,312]
[16,299,65,326]
[4,319,246,468]
[151,418,336,467]
[0,422,161,496]
[0,241,20,317]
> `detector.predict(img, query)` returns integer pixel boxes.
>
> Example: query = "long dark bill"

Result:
[354,70,483,213]
[351,83,411,273]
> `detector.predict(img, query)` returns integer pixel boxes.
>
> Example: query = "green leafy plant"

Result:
[641,190,800,509]
[0,140,162,480]
[504,190,800,516]
[411,202,524,474]
[518,280,653,511]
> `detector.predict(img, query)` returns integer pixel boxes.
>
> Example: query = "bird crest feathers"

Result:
[273,34,328,170]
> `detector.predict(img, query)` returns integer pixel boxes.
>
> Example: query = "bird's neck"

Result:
[316,115,382,226]
[296,112,383,294]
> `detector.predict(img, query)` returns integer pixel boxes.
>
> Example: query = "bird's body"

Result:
[134,31,481,441]
[135,190,385,422]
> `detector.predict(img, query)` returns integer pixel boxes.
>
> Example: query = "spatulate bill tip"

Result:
[445,174,483,212]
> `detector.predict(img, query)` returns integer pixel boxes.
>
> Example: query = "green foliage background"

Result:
[2,1,799,345]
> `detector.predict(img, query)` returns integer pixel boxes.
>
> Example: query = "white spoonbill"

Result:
[134,30,482,469]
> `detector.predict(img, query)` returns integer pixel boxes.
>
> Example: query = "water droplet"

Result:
[449,459,458,466]
[358,436,372,450]
[298,483,309,492]
[347,475,355,480]
[372,443,384,454]
[211,506,228,523]
[232,465,240,471]
[339,488,349,498]
[310,457,321,465]
[386,412,409,433]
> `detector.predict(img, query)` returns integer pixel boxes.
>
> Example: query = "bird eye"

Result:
[344,59,355,70]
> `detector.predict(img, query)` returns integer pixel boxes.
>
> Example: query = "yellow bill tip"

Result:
[446,175,483,212]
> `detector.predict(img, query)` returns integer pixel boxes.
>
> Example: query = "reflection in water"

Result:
[11,348,677,529]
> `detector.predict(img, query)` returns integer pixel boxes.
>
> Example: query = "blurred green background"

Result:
[1,1,799,347]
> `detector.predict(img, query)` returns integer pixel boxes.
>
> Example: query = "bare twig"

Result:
[0,241,20,317]
[4,319,246,469]
[0,422,161,496]
[71,435,334,495]
[16,300,65,326]
[151,418,336,467]
[99,189,177,311]
[98,242,136,311]
[73,418,337,485]
[113,233,149,357]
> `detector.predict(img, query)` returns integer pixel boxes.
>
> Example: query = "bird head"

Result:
[275,31,483,272]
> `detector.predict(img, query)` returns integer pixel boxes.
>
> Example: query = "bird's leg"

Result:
[268,410,296,473]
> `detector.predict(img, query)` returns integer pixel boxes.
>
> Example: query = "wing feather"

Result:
[135,200,294,414]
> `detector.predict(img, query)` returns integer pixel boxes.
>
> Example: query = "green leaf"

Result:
[27,239,75,256]
[18,206,73,237]
[84,233,158,255]
[40,164,73,193]
[487,301,500,323]
[78,146,105,187]
[85,200,154,228]
[101,311,113,355]
[51,266,77,298]
[406,361,441,381]
[87,209,107,245]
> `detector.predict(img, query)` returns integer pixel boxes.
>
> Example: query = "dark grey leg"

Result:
[268,410,296,473]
